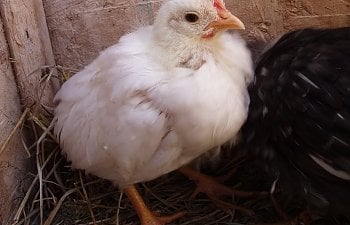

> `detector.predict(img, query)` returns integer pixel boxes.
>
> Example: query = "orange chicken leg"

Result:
[124,185,185,225]
[178,166,267,214]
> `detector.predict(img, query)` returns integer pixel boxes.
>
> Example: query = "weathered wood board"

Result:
[0,0,57,223]
[0,0,57,107]
[0,17,28,224]
[44,0,162,69]
[43,0,349,70]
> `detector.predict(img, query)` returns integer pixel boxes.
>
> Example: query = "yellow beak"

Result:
[205,9,245,31]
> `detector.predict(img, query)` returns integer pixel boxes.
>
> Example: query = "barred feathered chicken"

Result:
[243,27,350,222]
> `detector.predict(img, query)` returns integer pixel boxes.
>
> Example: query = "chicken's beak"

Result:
[207,11,245,31]
[204,0,245,33]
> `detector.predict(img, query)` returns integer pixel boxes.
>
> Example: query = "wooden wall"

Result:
[0,14,27,224]
[0,0,57,107]
[0,0,55,223]
[43,0,350,70]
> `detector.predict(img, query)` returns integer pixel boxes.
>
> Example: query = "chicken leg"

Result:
[124,185,185,225]
[177,166,267,214]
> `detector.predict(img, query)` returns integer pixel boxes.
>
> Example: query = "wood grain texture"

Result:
[44,0,162,69]
[0,16,28,225]
[0,0,57,107]
[43,0,349,70]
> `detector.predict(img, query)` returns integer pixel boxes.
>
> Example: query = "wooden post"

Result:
[0,0,56,223]
[0,0,57,107]
[0,16,29,224]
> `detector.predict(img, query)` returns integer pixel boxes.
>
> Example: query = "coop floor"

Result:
[11,139,345,225]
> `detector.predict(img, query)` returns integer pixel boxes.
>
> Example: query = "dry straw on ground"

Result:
[5,66,314,225]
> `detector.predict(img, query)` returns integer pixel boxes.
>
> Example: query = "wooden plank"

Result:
[227,0,285,41]
[281,0,350,30]
[43,0,350,70]
[0,0,57,107]
[287,14,350,29]
[0,0,57,222]
[44,0,162,69]
[0,16,28,224]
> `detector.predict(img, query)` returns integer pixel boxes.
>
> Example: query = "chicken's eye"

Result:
[185,13,199,23]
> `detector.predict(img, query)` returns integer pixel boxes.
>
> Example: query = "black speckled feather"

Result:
[243,27,350,220]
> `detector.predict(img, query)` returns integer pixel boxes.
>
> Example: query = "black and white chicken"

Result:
[243,27,350,223]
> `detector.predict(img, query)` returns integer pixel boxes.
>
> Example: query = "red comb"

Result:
[213,0,225,11]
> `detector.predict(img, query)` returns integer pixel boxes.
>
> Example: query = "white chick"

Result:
[54,0,253,224]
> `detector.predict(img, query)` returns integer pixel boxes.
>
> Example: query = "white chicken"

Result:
[54,0,253,224]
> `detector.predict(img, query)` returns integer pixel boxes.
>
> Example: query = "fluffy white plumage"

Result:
[54,0,253,188]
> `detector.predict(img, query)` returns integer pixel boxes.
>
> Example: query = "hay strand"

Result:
[0,107,30,157]
[43,188,78,225]
[78,171,97,225]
